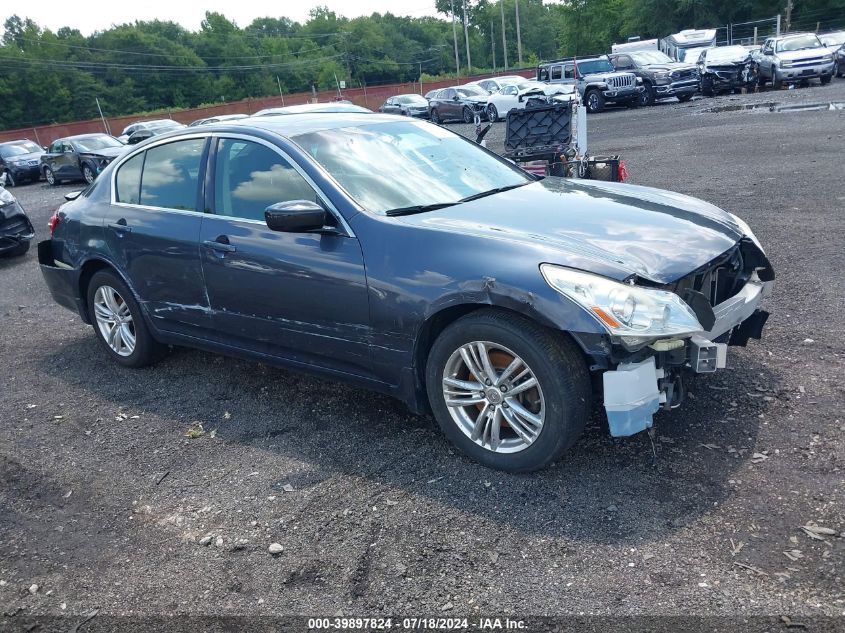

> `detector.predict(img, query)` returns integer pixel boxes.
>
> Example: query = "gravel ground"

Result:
[1,81,843,627]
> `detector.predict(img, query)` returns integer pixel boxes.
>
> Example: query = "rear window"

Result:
[115,152,144,205]
[139,139,205,211]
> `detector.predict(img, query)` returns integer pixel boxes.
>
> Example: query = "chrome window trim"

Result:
[109,131,354,237]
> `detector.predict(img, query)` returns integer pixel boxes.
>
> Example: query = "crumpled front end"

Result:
[601,238,774,437]
[0,198,35,255]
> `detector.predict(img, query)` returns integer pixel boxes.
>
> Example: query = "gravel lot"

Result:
[1,82,843,627]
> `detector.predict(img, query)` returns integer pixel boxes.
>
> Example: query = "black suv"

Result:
[608,50,699,106]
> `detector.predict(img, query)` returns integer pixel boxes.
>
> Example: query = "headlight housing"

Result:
[0,187,16,207]
[540,265,703,346]
[653,71,671,83]
[777,58,793,68]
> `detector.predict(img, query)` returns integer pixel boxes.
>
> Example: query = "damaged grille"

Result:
[669,244,748,308]
[671,69,697,80]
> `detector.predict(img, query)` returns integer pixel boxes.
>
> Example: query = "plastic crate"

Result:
[504,102,573,159]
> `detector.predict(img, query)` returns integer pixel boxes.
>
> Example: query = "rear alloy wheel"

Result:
[87,270,163,368]
[430,109,441,124]
[487,103,499,122]
[82,164,96,184]
[44,167,57,186]
[585,89,604,113]
[426,309,590,472]
[462,106,474,124]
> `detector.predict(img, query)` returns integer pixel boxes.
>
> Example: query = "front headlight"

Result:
[540,265,702,345]
[654,71,671,83]
[0,187,16,207]
[729,213,765,253]
[777,58,793,68]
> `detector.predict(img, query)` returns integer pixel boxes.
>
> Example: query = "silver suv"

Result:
[537,55,644,113]
[755,33,835,88]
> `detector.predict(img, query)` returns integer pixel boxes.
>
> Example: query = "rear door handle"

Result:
[203,239,236,253]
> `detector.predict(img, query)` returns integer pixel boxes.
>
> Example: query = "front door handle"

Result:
[108,220,132,234]
[203,238,237,253]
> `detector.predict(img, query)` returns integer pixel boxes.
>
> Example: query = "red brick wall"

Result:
[0,69,535,145]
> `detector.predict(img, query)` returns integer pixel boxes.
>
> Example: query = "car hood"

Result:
[464,95,489,104]
[642,63,696,72]
[395,178,743,284]
[80,146,125,159]
[5,151,44,162]
[704,55,752,67]
[583,71,634,83]
[776,48,829,62]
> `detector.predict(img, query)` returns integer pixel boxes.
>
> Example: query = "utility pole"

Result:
[785,0,793,33]
[491,22,496,73]
[462,0,472,75]
[450,0,461,77]
[515,0,522,65]
[276,76,285,105]
[500,0,508,70]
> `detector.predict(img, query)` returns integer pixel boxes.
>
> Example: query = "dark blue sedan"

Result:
[38,113,773,471]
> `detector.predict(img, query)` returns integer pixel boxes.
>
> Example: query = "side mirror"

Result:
[265,200,330,233]
[453,94,460,101]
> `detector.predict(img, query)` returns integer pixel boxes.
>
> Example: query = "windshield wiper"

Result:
[457,182,530,203]
[385,202,457,217]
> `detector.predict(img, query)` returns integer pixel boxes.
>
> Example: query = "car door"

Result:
[102,137,210,336]
[198,135,371,375]
[760,40,774,76]
[42,140,63,176]
[438,88,455,119]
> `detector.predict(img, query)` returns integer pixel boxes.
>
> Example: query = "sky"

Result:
[3,0,442,35]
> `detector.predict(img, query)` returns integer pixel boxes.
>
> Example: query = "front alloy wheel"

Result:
[82,164,96,184]
[487,104,499,122]
[426,309,591,472]
[462,106,474,124]
[442,341,544,453]
[44,167,56,186]
[4,170,16,187]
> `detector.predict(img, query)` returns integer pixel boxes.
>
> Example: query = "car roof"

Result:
[776,32,816,40]
[0,139,36,146]
[60,133,113,142]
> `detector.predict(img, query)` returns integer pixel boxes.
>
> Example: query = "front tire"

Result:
[584,89,604,113]
[82,163,96,184]
[44,167,58,186]
[462,106,473,124]
[820,74,831,85]
[86,270,163,368]
[425,309,591,472]
[487,103,499,122]
[430,109,441,124]
[639,82,655,106]
[701,76,715,97]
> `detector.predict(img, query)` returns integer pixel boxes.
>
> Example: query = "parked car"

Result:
[427,86,488,123]
[608,50,698,106]
[485,81,575,121]
[126,120,186,145]
[37,114,773,472]
[819,31,845,77]
[0,139,44,187]
[118,119,184,143]
[378,94,430,118]
[537,55,644,113]
[0,172,34,257]
[188,114,248,127]
[40,134,126,186]
[467,75,527,94]
[696,46,758,96]
[253,103,371,116]
[755,33,835,88]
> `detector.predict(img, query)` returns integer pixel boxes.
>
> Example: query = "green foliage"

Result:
[1,0,843,129]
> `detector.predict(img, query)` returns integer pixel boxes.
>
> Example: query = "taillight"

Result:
[48,210,61,236]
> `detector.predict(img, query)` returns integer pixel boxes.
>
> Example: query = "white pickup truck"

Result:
[755,32,836,88]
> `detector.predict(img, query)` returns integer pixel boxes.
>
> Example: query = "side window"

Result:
[139,139,204,211]
[115,152,144,205]
[563,65,575,79]
[538,67,549,81]
[213,139,317,222]
[50,141,63,153]
[551,66,563,80]
[505,86,518,95]
[617,55,633,69]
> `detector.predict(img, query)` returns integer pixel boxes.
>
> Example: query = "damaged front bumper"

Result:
[602,274,773,437]
[0,200,35,254]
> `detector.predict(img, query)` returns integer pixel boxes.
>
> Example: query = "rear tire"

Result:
[44,167,57,186]
[86,269,163,368]
[425,309,591,472]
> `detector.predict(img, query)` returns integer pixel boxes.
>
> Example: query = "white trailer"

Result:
[611,37,659,53]
[660,29,718,61]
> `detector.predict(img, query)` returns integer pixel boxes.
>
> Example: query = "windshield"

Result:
[397,95,427,105]
[576,59,615,75]
[679,47,709,62]
[293,120,530,215]
[705,46,749,61]
[0,141,41,158]
[777,34,823,51]
[629,51,674,65]
[73,136,123,152]
[456,86,485,97]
